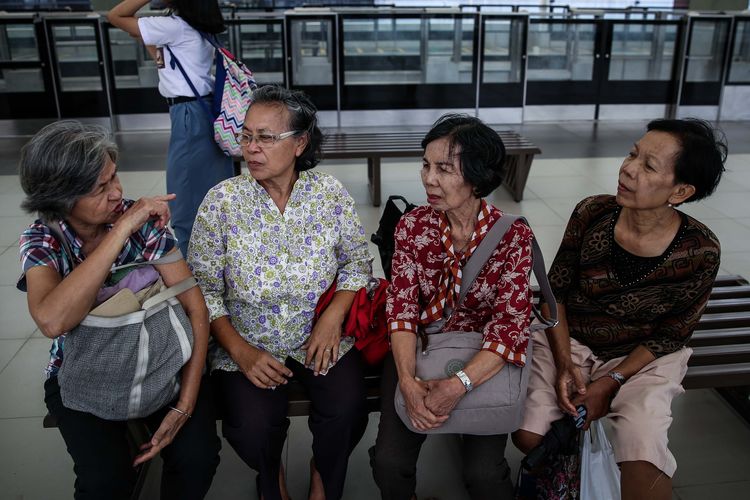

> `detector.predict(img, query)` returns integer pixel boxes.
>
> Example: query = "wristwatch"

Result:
[607,371,626,387]
[454,370,473,393]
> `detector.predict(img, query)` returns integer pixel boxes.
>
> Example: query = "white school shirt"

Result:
[138,15,214,98]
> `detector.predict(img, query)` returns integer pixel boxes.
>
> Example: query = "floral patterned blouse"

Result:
[188,171,373,371]
[386,202,534,366]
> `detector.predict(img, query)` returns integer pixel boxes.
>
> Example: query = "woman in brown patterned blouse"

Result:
[513,119,727,500]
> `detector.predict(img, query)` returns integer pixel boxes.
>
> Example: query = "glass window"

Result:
[483,18,524,84]
[108,27,157,89]
[685,19,729,83]
[0,23,39,62]
[289,19,333,86]
[728,19,750,83]
[0,68,44,92]
[342,16,474,85]
[238,22,284,84]
[608,23,677,81]
[52,24,102,91]
[527,22,595,81]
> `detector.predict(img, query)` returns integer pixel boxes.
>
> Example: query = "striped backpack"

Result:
[167,34,257,157]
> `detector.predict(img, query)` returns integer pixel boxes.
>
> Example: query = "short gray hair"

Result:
[19,120,118,221]
[250,85,322,171]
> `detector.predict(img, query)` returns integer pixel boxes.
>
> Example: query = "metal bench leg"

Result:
[367,157,382,207]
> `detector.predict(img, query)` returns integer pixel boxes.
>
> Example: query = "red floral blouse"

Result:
[386,202,534,366]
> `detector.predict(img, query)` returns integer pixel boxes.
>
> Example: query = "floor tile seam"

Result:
[0,336,32,376]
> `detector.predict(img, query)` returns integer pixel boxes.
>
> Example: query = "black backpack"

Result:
[371,195,417,281]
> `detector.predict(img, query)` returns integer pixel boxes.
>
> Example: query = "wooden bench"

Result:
[233,129,542,207]
[42,274,750,499]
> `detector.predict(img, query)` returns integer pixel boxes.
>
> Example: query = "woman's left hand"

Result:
[424,377,466,417]
[132,407,190,466]
[302,310,342,376]
[571,376,620,430]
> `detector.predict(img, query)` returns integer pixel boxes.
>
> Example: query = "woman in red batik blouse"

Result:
[370,114,534,500]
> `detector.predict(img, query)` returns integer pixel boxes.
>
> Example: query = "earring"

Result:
[668,203,673,208]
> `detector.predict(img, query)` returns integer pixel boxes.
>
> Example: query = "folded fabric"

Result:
[96,265,160,305]
[90,288,142,317]
[314,277,390,365]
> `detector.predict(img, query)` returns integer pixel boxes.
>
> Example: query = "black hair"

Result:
[421,113,506,198]
[251,85,323,172]
[170,0,225,34]
[646,118,727,204]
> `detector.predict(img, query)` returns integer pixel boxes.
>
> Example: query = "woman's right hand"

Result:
[235,343,293,390]
[400,377,449,431]
[555,360,587,417]
[115,194,176,235]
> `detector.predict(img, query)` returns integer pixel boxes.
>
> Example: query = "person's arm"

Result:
[107,0,150,38]
[424,219,533,416]
[386,210,448,430]
[133,253,210,465]
[187,186,293,389]
[25,195,174,338]
[303,182,372,375]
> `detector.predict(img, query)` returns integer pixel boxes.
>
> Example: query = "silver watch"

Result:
[607,371,626,387]
[454,370,473,393]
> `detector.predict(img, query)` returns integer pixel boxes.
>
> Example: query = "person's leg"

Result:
[212,369,289,500]
[167,99,233,256]
[512,330,595,453]
[291,348,368,500]
[44,377,135,500]
[369,352,428,500]
[147,377,222,500]
[461,434,514,500]
[599,347,692,500]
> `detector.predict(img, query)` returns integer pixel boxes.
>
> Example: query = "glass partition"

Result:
[608,22,677,81]
[289,18,333,86]
[0,22,44,92]
[527,21,595,81]
[685,19,729,82]
[108,26,157,89]
[728,19,750,83]
[52,23,102,91]
[482,17,524,83]
[236,20,284,84]
[342,16,474,85]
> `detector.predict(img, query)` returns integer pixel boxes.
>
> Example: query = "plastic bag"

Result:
[580,420,621,500]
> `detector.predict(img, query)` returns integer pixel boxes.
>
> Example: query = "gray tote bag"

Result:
[394,214,558,435]
[51,223,196,421]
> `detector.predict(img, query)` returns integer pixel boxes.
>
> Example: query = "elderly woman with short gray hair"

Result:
[17,120,220,500]
[188,85,373,500]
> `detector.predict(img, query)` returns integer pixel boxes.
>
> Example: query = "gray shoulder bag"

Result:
[394,214,558,435]
[50,223,196,421]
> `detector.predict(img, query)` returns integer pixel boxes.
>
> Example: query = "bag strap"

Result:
[457,214,558,330]
[141,276,197,310]
[163,45,213,122]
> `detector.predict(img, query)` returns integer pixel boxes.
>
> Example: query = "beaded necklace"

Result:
[609,207,687,288]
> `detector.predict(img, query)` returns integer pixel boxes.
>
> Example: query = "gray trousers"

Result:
[370,353,515,500]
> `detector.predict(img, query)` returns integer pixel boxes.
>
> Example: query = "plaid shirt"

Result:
[386,201,534,366]
[17,199,176,378]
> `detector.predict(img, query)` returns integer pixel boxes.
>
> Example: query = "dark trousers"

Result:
[44,376,221,500]
[212,348,368,500]
[370,353,514,500]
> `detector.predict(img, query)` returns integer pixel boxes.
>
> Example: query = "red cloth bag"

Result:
[314,278,390,365]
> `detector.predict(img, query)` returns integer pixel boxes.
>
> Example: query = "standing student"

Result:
[109,0,234,256]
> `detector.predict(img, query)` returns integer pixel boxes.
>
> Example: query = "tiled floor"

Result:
[1,121,750,499]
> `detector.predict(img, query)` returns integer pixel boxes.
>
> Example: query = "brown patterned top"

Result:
[548,195,721,361]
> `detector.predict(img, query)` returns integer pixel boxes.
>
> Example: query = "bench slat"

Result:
[683,362,750,389]
[688,343,750,366]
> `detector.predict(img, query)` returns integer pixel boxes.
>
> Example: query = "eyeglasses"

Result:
[236,130,299,148]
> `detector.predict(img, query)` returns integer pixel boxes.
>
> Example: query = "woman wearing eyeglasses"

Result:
[188,85,373,500]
